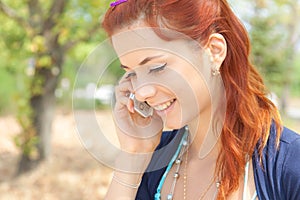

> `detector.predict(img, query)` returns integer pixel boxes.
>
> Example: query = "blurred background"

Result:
[0,0,299,199]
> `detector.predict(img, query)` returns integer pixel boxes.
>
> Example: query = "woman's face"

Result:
[111,27,212,129]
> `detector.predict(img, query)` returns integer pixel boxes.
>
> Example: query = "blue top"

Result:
[135,124,300,200]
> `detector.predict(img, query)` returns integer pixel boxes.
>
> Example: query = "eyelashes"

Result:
[125,72,136,79]
[148,63,167,74]
[125,63,167,79]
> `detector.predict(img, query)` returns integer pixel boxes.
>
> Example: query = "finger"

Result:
[114,87,134,113]
[114,95,129,111]
[115,80,133,101]
[127,97,134,113]
[118,81,133,93]
[114,84,131,100]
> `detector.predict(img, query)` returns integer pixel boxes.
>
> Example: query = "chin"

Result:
[165,114,199,130]
[164,120,186,130]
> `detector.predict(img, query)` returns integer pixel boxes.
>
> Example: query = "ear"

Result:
[204,33,227,67]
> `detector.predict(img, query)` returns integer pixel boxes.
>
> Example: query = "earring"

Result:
[207,49,220,76]
[212,66,220,76]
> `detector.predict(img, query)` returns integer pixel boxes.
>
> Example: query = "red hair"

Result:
[102,0,282,198]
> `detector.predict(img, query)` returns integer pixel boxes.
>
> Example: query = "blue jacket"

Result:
[136,125,300,200]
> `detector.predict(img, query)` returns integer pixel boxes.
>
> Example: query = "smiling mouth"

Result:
[153,99,176,111]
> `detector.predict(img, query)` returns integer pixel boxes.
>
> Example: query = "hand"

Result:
[113,73,163,153]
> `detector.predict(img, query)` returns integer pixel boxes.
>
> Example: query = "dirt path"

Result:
[0,111,114,200]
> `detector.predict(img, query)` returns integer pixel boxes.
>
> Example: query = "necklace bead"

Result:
[182,140,188,146]
[167,194,173,200]
[175,159,181,164]
[173,172,179,178]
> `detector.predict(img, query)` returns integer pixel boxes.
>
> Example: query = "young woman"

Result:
[102,0,300,199]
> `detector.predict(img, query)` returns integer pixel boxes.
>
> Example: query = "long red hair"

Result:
[102,0,282,198]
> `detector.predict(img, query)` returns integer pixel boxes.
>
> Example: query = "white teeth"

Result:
[154,99,175,111]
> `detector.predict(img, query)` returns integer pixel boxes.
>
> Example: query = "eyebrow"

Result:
[139,55,163,65]
[120,55,163,69]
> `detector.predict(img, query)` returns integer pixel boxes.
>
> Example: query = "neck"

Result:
[187,105,221,161]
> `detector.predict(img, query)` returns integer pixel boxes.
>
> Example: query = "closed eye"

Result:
[125,71,136,79]
[148,63,167,74]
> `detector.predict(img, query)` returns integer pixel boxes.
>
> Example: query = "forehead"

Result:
[111,27,204,67]
[112,28,163,53]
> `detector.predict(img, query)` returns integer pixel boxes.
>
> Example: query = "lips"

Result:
[153,99,176,111]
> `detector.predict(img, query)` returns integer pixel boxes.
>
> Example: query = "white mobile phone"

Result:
[129,93,153,118]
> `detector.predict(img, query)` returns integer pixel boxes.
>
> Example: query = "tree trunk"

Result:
[31,89,56,160]
[17,50,62,174]
[17,89,56,174]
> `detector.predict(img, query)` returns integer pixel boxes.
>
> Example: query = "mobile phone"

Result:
[129,93,153,118]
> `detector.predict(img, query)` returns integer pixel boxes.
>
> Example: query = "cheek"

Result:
[183,68,210,106]
[178,75,211,121]
[160,78,211,129]
[195,80,211,111]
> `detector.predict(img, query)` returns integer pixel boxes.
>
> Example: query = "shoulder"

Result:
[279,126,300,145]
[262,124,300,159]
[279,127,300,199]
[275,126,300,171]
[266,125,300,174]
[253,124,300,199]
[276,126,300,174]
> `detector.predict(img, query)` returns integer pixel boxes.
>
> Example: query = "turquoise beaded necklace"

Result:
[154,126,189,200]
[154,126,258,200]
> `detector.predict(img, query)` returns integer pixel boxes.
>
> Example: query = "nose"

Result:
[134,85,156,102]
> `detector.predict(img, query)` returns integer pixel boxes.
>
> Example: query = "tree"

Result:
[0,0,110,174]
[243,0,300,113]
[274,0,300,113]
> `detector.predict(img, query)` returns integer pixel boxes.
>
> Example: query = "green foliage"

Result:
[14,95,38,159]
[249,15,286,94]
[246,0,300,97]
[0,68,18,114]
[0,0,112,164]
[0,4,31,115]
[290,56,300,96]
